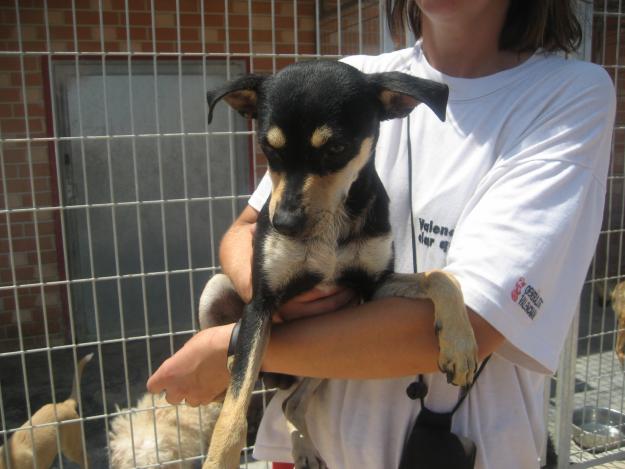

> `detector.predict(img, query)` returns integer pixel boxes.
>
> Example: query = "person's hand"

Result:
[275,286,359,323]
[146,324,234,406]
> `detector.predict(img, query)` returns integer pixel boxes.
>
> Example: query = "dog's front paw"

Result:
[436,321,478,387]
[291,433,328,469]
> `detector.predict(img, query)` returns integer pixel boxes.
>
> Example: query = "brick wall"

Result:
[319,0,380,56]
[0,0,319,351]
[0,1,623,351]
[0,48,61,351]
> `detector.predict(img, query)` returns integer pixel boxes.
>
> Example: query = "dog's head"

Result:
[207,60,448,238]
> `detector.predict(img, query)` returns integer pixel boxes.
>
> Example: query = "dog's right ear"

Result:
[206,74,267,124]
[367,72,449,122]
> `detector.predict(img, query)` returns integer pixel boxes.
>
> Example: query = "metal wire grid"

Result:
[549,1,625,468]
[0,1,385,467]
[1,1,623,468]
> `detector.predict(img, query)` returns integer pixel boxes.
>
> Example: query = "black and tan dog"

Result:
[201,60,478,469]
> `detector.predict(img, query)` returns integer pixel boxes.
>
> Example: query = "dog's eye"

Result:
[327,144,345,154]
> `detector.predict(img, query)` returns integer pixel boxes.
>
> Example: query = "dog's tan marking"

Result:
[379,90,419,114]
[263,233,336,292]
[267,137,374,246]
[223,90,257,116]
[268,170,286,220]
[262,137,377,293]
[379,90,396,110]
[301,137,373,235]
[336,233,393,278]
[263,230,392,295]
[303,137,373,205]
[310,125,333,148]
[205,322,271,469]
[267,126,286,149]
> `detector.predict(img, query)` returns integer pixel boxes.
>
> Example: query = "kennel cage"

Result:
[0,1,622,468]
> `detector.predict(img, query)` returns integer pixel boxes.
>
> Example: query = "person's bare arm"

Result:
[219,205,258,303]
[147,298,503,404]
[264,298,503,379]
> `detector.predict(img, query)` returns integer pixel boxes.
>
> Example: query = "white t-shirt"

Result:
[248,43,616,469]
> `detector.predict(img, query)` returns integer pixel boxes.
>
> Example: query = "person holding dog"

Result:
[147,0,616,467]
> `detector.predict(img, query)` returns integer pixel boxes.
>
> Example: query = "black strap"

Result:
[407,114,418,275]
[405,114,490,414]
[451,355,490,413]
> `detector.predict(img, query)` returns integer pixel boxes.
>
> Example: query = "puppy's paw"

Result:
[292,433,328,469]
[436,321,478,387]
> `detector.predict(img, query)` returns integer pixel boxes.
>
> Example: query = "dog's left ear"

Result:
[207,74,267,124]
[368,72,449,122]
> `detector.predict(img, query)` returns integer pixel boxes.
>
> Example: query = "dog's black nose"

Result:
[272,209,306,236]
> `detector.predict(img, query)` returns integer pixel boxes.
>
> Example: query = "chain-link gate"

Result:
[0,1,622,468]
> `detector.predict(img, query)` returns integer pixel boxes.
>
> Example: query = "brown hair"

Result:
[386,0,582,53]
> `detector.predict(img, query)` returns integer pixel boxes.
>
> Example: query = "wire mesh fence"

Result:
[548,3,625,468]
[0,1,623,468]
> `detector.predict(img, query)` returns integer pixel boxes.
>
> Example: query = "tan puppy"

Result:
[0,353,93,469]
[109,283,225,469]
[109,393,221,469]
[612,280,625,367]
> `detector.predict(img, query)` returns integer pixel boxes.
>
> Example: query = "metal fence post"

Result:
[555,307,580,469]
[378,0,395,53]
[550,6,593,468]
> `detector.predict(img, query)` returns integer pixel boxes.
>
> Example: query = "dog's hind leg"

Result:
[373,270,478,387]
[199,273,246,329]
[282,378,326,469]
[203,302,272,469]
[61,420,88,468]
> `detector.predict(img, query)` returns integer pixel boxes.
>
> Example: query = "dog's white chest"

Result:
[262,232,393,292]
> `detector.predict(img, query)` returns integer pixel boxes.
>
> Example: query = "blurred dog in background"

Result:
[612,280,625,367]
[0,354,92,469]
[109,393,221,469]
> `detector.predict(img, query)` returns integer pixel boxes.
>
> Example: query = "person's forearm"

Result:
[219,206,257,303]
[219,227,253,299]
[263,297,502,379]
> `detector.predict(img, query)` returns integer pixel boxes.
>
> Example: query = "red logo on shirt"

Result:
[511,277,543,319]
[511,277,526,302]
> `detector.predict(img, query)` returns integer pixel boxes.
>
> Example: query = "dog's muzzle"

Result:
[272,208,306,237]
